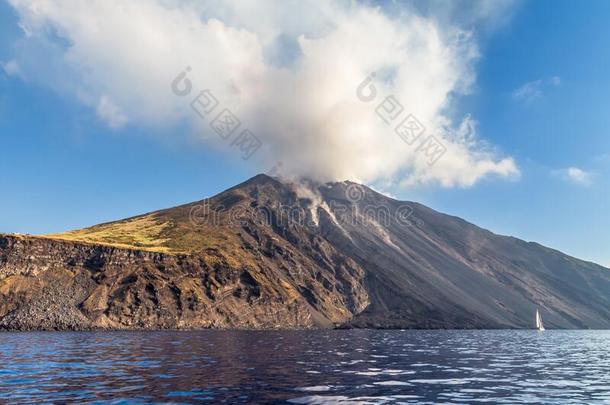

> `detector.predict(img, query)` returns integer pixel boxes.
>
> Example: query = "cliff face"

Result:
[0,230,369,330]
[1,174,609,330]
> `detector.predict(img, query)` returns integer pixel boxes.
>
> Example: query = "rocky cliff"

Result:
[0,198,370,331]
[1,174,609,330]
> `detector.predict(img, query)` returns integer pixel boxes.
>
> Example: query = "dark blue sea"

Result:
[1,330,609,404]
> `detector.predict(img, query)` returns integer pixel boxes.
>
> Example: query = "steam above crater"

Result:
[7,0,519,187]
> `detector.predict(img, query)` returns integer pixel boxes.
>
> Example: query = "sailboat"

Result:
[535,308,545,331]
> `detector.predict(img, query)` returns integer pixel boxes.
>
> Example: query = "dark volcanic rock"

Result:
[1,174,609,330]
[0,231,369,330]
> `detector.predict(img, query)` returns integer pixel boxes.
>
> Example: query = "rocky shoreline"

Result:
[0,232,368,331]
[3,175,610,331]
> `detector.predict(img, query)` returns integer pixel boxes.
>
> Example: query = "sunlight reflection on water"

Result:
[1,330,610,404]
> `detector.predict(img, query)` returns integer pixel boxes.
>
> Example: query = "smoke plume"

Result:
[6,0,519,187]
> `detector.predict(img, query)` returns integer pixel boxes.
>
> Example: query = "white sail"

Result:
[535,309,545,331]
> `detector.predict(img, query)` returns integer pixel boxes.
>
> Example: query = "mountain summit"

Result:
[1,174,609,330]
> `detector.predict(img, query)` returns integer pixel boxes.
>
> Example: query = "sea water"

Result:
[1,329,609,403]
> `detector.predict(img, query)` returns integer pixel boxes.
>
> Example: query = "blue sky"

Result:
[0,0,608,267]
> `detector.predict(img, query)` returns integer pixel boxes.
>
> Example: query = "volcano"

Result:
[1,174,609,330]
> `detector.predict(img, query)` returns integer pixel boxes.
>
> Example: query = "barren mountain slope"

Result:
[1,174,609,330]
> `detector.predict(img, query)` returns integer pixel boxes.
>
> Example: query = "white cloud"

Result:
[513,76,561,102]
[553,167,594,186]
[513,79,543,101]
[96,95,128,129]
[7,0,519,188]
[1,59,23,77]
